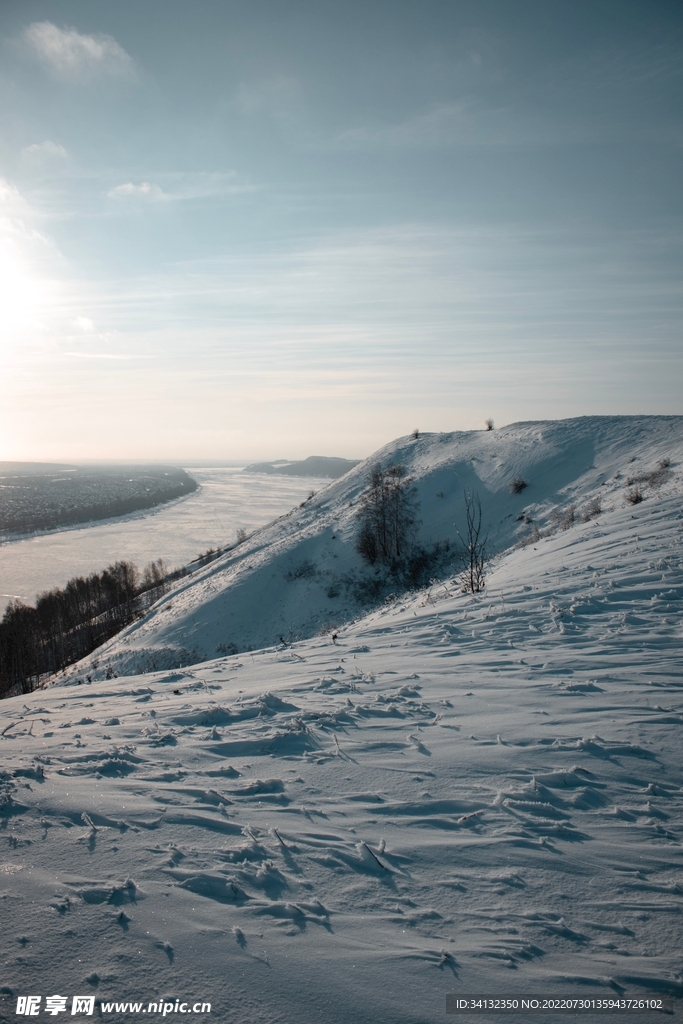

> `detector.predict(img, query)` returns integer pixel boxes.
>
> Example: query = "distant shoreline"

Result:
[244,455,360,479]
[0,483,202,547]
[0,465,198,543]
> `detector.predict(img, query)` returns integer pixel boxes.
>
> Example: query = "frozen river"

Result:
[0,467,330,611]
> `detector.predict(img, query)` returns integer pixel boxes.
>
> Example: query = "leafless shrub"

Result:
[516,524,543,549]
[196,547,218,566]
[236,527,247,544]
[626,460,672,490]
[625,486,644,505]
[216,641,238,656]
[412,427,420,439]
[455,490,488,593]
[647,464,672,487]
[509,477,528,494]
[285,560,317,581]
[582,496,602,522]
[485,418,494,431]
[551,504,576,531]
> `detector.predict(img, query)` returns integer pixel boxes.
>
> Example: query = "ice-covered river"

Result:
[0,467,330,611]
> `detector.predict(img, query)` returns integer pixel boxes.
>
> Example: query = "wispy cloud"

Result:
[160,171,252,201]
[21,141,69,164]
[337,102,473,148]
[107,181,166,201]
[23,21,135,81]
[71,316,94,332]
[106,173,251,203]
[579,41,683,91]
[334,101,595,150]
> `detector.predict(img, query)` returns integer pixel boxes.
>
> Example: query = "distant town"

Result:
[0,464,197,538]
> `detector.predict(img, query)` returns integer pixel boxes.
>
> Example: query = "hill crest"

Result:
[60,416,683,681]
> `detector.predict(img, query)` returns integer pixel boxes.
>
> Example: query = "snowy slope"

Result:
[1,419,682,1024]
[63,416,683,681]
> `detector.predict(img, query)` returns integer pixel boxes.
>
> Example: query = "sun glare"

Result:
[0,180,61,354]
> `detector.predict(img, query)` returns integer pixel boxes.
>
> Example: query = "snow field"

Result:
[1,449,682,1023]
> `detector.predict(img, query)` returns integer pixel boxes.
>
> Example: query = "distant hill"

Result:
[244,456,360,478]
[62,415,683,680]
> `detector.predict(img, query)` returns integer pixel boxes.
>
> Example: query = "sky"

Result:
[0,0,681,461]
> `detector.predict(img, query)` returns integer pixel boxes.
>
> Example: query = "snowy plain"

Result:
[1,417,682,1024]
[0,469,328,613]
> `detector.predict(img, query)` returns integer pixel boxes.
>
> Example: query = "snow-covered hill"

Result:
[2,416,683,1023]
[64,416,683,682]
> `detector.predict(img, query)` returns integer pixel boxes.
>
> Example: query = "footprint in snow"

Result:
[155,940,174,963]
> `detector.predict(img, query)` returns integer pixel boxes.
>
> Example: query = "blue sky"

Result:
[1,0,681,460]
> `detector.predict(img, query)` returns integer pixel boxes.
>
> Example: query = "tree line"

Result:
[0,558,170,698]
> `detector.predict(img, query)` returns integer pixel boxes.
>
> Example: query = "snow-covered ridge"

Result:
[62,416,683,681]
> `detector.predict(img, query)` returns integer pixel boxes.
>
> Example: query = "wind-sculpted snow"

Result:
[1,422,683,1022]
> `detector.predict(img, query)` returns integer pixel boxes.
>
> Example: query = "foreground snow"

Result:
[2,465,682,1022]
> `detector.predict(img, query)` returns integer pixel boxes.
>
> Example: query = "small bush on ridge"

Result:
[551,505,576,531]
[582,496,603,522]
[509,477,528,494]
[285,560,317,581]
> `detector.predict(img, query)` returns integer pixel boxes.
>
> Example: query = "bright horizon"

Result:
[1,1,682,462]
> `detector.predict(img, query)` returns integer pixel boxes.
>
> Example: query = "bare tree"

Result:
[356,463,419,565]
[456,490,488,593]
[142,557,168,603]
[485,418,494,431]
